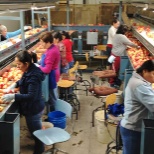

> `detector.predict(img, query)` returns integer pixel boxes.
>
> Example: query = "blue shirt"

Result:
[6,29,21,39]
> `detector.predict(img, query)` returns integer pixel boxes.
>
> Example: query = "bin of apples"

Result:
[127,47,152,69]
[0,67,22,108]
[0,87,19,112]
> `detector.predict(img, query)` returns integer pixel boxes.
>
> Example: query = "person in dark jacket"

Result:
[2,50,45,154]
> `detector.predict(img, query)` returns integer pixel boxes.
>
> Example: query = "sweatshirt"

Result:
[121,71,154,132]
[112,34,137,56]
[39,44,60,82]
[62,39,73,62]
[107,26,117,45]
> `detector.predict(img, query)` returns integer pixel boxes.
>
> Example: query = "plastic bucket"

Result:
[95,110,116,144]
[48,111,66,129]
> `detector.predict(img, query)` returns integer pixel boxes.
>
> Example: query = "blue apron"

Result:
[40,52,57,90]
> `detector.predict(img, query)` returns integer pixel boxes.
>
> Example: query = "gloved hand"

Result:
[2,94,15,103]
[24,26,32,30]
[34,63,40,67]
[3,83,17,93]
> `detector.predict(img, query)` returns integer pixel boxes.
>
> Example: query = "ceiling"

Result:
[0,0,60,12]
[0,0,59,3]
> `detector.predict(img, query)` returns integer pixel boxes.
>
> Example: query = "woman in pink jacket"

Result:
[39,31,60,113]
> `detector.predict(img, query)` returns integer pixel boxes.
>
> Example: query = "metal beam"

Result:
[66,0,70,31]
[119,1,122,23]
[0,16,20,20]
[52,25,110,33]
[20,11,25,49]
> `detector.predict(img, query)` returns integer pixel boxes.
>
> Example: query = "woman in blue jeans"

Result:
[120,60,154,154]
[2,50,45,154]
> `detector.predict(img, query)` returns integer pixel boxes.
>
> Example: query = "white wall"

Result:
[0,12,21,32]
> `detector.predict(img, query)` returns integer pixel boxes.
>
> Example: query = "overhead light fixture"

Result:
[31,3,55,10]
[143,4,148,11]
[34,6,55,10]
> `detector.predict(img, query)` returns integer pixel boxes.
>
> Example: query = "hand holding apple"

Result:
[3,83,17,93]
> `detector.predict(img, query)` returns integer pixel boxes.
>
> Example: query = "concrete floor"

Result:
[20,73,122,154]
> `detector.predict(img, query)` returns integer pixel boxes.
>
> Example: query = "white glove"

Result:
[3,83,17,93]
[34,63,40,67]
[2,94,15,103]
[24,26,32,30]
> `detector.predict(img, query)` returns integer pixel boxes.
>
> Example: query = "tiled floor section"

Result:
[20,73,122,154]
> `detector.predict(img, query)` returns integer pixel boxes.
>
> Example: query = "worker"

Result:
[110,24,140,88]
[38,31,60,113]
[53,32,69,74]
[2,50,45,154]
[120,60,154,154]
[0,24,32,41]
[61,31,74,69]
[106,18,120,69]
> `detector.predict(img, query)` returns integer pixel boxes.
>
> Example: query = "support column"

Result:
[66,0,70,31]
[119,1,122,23]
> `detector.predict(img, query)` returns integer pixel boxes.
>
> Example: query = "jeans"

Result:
[25,111,44,154]
[61,64,69,73]
[69,61,74,69]
[46,87,58,113]
[120,126,141,154]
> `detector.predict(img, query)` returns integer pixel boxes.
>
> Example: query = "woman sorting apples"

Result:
[53,32,69,74]
[38,31,60,113]
[61,31,74,69]
[106,18,120,69]
[110,24,140,88]
[2,50,45,154]
[120,60,154,154]
[0,24,32,41]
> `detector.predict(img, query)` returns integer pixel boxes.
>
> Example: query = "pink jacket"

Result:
[40,44,60,82]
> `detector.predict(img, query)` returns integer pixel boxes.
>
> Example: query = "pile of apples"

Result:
[127,47,152,69]
[18,28,44,39]
[136,25,145,33]
[0,67,22,93]
[126,31,154,69]
[0,67,22,108]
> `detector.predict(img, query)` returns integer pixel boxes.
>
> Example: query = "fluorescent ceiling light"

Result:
[31,6,55,10]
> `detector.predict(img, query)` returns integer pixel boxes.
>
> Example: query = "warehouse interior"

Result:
[0,0,154,154]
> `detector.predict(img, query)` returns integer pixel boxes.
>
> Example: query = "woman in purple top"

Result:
[39,31,60,113]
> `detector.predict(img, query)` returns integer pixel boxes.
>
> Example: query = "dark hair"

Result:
[53,32,62,41]
[136,60,154,74]
[16,50,32,64]
[61,31,70,39]
[31,52,37,63]
[116,24,128,35]
[112,18,119,25]
[39,31,53,43]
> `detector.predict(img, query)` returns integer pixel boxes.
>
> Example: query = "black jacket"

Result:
[15,64,45,116]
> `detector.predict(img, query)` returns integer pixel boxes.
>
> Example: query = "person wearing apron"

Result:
[39,31,60,113]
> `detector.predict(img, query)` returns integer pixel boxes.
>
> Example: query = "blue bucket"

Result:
[48,111,66,129]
